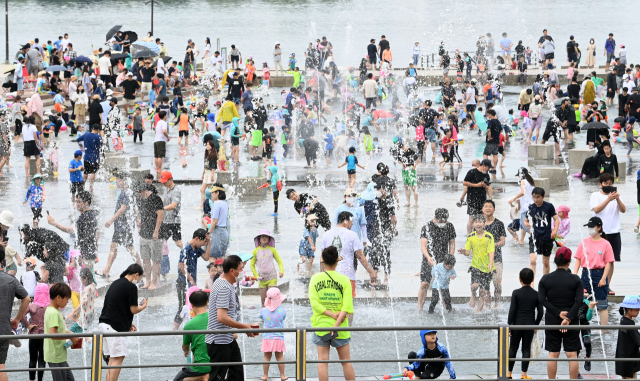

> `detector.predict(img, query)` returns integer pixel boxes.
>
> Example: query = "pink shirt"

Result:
[574,237,615,269]
[415,126,425,141]
[551,218,571,238]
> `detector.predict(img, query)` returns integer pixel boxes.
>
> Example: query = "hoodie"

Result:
[269,166,279,192]
[406,329,456,379]
[230,117,241,139]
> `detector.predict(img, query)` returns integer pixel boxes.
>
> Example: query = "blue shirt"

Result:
[431,263,457,289]
[53,94,65,105]
[53,40,62,50]
[178,243,204,284]
[259,306,286,340]
[500,38,512,53]
[158,79,166,96]
[346,155,358,170]
[69,159,83,182]
[332,203,367,241]
[76,132,102,163]
[605,39,616,54]
[211,200,228,227]
[300,227,319,252]
[324,133,334,150]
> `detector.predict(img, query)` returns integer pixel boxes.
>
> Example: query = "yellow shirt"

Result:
[465,231,495,273]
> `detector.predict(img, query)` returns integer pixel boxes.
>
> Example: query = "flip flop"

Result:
[95,270,110,278]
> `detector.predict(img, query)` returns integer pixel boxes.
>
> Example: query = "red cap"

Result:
[214,258,223,265]
[555,246,572,261]
[159,171,173,183]
[215,101,221,106]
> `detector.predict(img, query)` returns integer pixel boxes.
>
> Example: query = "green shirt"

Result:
[44,306,67,363]
[465,231,495,273]
[183,312,210,373]
[308,271,354,340]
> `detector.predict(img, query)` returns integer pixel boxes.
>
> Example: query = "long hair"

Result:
[120,263,144,278]
[205,140,218,162]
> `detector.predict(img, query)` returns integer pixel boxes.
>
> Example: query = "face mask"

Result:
[375,191,383,198]
[435,223,446,228]
[80,90,84,93]
[346,197,356,205]
[602,186,614,194]
[587,227,598,236]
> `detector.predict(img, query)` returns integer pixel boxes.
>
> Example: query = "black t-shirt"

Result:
[400,148,418,167]
[515,45,525,55]
[463,168,489,205]
[263,133,273,150]
[230,78,244,97]
[367,44,377,58]
[517,62,528,73]
[420,221,456,263]
[539,35,553,44]
[139,66,155,83]
[76,210,98,260]
[483,218,506,263]
[566,40,577,54]
[626,94,640,116]
[378,39,389,53]
[619,93,630,113]
[123,80,140,99]
[419,108,438,130]
[122,39,131,53]
[487,119,502,145]
[567,84,580,100]
[98,277,138,332]
[442,55,450,68]
[526,201,556,242]
[139,194,164,239]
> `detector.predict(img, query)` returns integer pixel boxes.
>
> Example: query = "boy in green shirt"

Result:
[458,214,495,312]
[174,290,211,380]
[44,282,78,381]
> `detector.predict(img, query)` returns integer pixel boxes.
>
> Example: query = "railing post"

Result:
[91,330,103,381]
[295,327,306,381]
[497,324,509,381]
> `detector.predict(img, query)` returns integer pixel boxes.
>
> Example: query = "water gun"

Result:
[555,237,566,247]
[245,276,263,281]
[257,183,270,190]
[383,370,414,380]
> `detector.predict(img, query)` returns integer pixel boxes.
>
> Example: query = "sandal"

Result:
[95,270,110,278]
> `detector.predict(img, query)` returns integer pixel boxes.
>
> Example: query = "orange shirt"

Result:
[179,114,190,131]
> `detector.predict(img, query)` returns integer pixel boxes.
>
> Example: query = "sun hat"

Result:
[360,182,378,201]
[31,174,44,185]
[33,283,50,308]
[557,205,570,218]
[264,288,286,312]
[24,257,37,268]
[620,295,640,309]
[184,285,201,311]
[68,250,81,258]
[237,251,254,262]
[306,214,318,222]
[254,229,275,248]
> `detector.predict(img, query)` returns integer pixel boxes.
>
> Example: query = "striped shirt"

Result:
[205,278,238,345]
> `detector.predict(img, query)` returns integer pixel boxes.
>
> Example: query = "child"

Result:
[67,149,84,203]
[49,142,60,176]
[438,128,454,169]
[261,128,273,166]
[266,166,280,216]
[218,137,228,171]
[523,187,560,276]
[21,258,40,297]
[415,122,426,163]
[363,127,373,158]
[598,141,619,180]
[250,229,284,307]
[297,214,319,272]
[262,61,271,88]
[24,174,45,227]
[428,255,456,313]
[259,288,287,381]
[458,214,495,312]
[111,129,123,152]
[577,291,597,376]
[177,107,190,145]
[323,127,334,165]
[67,250,81,309]
[67,268,96,334]
[161,241,170,279]
[615,295,640,379]
[288,53,296,70]
[44,282,78,381]
[281,125,290,160]
[21,283,49,381]
[552,205,571,246]
[507,200,521,242]
[373,137,382,156]
[405,330,456,379]
[600,100,609,123]
[498,130,506,167]
[338,147,365,188]
[204,258,223,289]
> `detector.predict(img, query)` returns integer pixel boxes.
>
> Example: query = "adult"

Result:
[207,183,230,259]
[541,99,568,157]
[462,159,492,232]
[88,95,103,127]
[362,73,377,110]
[0,245,30,381]
[98,263,147,381]
[273,43,283,76]
[541,36,555,67]
[22,115,40,177]
[538,247,582,380]
[303,137,320,168]
[122,72,140,115]
[332,188,367,243]
[607,68,618,107]
[309,246,355,381]
[105,97,121,138]
[377,35,390,59]
[566,35,579,65]
[174,229,210,330]
[154,111,170,178]
[286,189,331,231]
[72,84,89,126]
[19,225,69,284]
[183,41,195,83]
[206,255,258,380]
[47,190,98,271]
[139,60,155,102]
[361,180,396,284]
[484,110,501,168]
[441,79,456,109]
[585,38,597,69]
[486,33,495,64]
[604,33,616,72]
[320,212,378,307]
[518,88,533,112]
[159,171,184,253]
[589,173,625,292]
[200,140,217,208]
[499,32,513,66]
[574,216,614,329]
[482,200,506,304]
[627,86,640,122]
[418,100,439,158]
[464,80,477,124]
[367,39,378,70]
[417,208,456,311]
[102,173,142,277]
[15,57,25,96]
[136,184,164,290]
[98,50,113,87]
[75,124,103,192]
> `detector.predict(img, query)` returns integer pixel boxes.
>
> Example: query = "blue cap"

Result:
[74,150,83,157]
[620,295,640,309]
[629,116,637,124]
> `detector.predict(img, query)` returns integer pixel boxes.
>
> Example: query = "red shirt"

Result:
[441,136,451,153]
[499,133,506,147]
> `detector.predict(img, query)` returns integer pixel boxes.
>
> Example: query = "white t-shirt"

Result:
[156,57,167,75]
[155,120,168,142]
[206,120,217,132]
[589,191,622,234]
[61,38,71,49]
[21,271,38,297]
[466,86,477,105]
[319,227,363,281]
[23,124,38,141]
[520,180,535,213]
[204,43,211,53]
[210,55,222,68]
[98,56,111,75]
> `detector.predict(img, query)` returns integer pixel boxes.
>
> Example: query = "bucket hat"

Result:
[264,288,286,312]
[620,296,640,309]
[0,210,15,228]
[254,229,275,247]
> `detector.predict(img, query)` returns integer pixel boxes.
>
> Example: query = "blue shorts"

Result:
[378,117,393,125]
[581,268,608,310]
[311,333,351,348]
[232,97,241,104]
[17,78,24,91]
[508,219,520,231]
[502,124,512,134]
[347,169,356,175]
[426,128,437,143]
[299,246,315,258]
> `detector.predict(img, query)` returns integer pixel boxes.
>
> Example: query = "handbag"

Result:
[593,50,596,56]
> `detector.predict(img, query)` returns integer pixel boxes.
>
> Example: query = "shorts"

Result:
[5,263,17,272]
[0,335,8,364]
[469,266,491,290]
[365,97,376,109]
[232,97,241,104]
[311,333,351,348]
[467,201,483,216]
[140,237,163,262]
[529,236,554,257]
[112,230,134,248]
[544,321,581,352]
[402,167,417,187]
[369,56,377,65]
[443,67,449,75]
[581,268,609,310]
[542,126,559,143]
[606,53,614,64]
[84,161,100,174]
[258,278,278,288]
[125,98,137,106]
[493,262,503,283]
[426,128,437,143]
[466,104,476,114]
[230,55,239,62]
[31,207,43,221]
[545,52,555,60]
[503,124,512,135]
[508,219,520,231]
[262,148,272,159]
[17,77,24,91]
[141,82,153,95]
[483,143,499,156]
[70,181,85,195]
[420,257,433,283]
[347,169,356,175]
[498,146,505,155]
[99,322,129,358]
[203,169,215,184]
[173,367,209,381]
[568,54,578,63]
[159,223,182,242]
[567,124,579,134]
[605,232,621,261]
[196,112,205,119]
[324,148,333,158]
[441,152,451,162]
[179,130,189,137]
[154,141,167,158]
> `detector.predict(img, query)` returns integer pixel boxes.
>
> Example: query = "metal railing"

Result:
[1,324,637,380]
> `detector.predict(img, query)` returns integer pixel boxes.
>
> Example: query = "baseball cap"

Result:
[127,72,133,76]
[110,97,118,104]
[215,101,221,106]
[584,217,603,228]
[344,188,357,196]
[74,150,83,157]
[159,171,173,183]
[480,159,493,168]
[555,247,572,262]
[214,258,223,266]
[187,39,192,43]
[629,116,637,124]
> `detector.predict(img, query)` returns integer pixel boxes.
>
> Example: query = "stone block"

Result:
[126,168,151,182]
[539,167,568,186]
[216,171,237,185]
[244,161,264,178]
[237,177,266,195]
[568,148,596,168]
[103,155,140,172]
[618,161,627,179]
[30,158,54,176]
[532,178,550,196]
[528,144,555,160]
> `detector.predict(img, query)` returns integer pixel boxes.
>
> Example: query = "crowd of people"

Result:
[1,27,640,381]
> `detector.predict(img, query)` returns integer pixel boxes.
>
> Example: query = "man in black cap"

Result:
[462,159,492,233]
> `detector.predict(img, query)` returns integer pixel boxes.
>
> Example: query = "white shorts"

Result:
[141,82,153,96]
[99,323,129,358]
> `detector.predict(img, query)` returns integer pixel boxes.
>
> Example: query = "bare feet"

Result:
[141,283,150,289]
[469,296,476,308]
[147,283,157,290]
[517,240,525,245]
[500,164,506,168]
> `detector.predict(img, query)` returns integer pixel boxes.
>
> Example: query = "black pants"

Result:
[508,329,535,372]
[133,130,143,142]
[207,340,243,380]
[451,144,462,162]
[283,144,289,158]
[369,234,392,275]
[305,150,317,166]
[14,119,23,136]
[174,280,187,324]
[408,351,445,379]
[70,100,76,119]
[29,338,45,381]
[273,191,280,213]
[429,288,452,313]
[577,329,592,358]
[417,141,425,161]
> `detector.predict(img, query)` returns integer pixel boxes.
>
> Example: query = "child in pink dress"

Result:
[259,288,287,381]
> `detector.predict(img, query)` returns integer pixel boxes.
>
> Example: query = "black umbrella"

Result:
[614,117,626,124]
[151,56,172,68]
[74,56,93,65]
[582,121,610,130]
[134,50,157,59]
[106,25,122,41]
[45,65,70,72]
[110,53,129,61]
[132,44,151,51]
[121,31,138,44]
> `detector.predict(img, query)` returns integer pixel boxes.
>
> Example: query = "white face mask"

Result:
[436,223,447,228]
[346,197,356,205]
[587,227,598,236]
[375,191,383,198]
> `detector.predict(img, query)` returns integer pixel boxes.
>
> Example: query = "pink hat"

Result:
[69,250,81,258]
[520,110,528,117]
[557,205,570,218]
[185,286,201,311]
[33,283,50,308]
[264,288,286,312]
[254,229,275,248]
